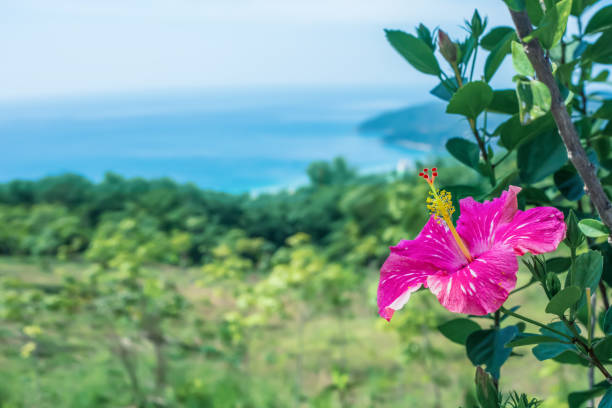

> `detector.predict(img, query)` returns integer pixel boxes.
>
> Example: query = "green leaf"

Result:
[484,31,515,82]
[554,166,585,201]
[566,209,586,249]
[585,5,612,34]
[526,0,544,25]
[595,100,612,120]
[569,383,610,408]
[446,138,481,169]
[446,185,484,223]
[517,130,567,183]
[530,0,573,49]
[466,326,518,379]
[481,27,515,51]
[545,286,582,316]
[385,30,441,75]
[546,257,571,273]
[519,186,552,205]
[601,388,612,408]
[416,23,435,51]
[603,307,612,335]
[516,80,552,123]
[446,81,494,119]
[511,41,535,76]
[475,367,500,408]
[579,219,610,238]
[571,0,598,17]
[573,250,604,306]
[438,318,481,345]
[595,336,612,361]
[478,170,519,201]
[584,30,612,64]
[488,89,519,115]
[504,0,526,11]
[533,322,578,360]
[505,334,565,347]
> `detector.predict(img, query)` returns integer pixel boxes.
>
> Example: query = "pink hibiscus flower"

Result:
[378,168,566,320]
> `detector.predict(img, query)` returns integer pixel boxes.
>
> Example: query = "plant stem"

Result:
[587,288,593,348]
[452,60,495,186]
[469,45,478,82]
[600,281,610,310]
[499,306,573,340]
[507,8,612,243]
[570,246,577,321]
[561,316,612,384]
[510,279,536,295]
[493,151,512,168]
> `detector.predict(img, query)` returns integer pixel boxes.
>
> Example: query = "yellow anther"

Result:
[421,170,474,263]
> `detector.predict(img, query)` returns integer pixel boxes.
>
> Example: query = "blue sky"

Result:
[0,0,511,101]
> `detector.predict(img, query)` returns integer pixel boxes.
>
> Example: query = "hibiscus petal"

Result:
[456,186,521,257]
[498,206,566,255]
[426,244,518,315]
[377,216,469,320]
[377,251,437,321]
[397,215,468,271]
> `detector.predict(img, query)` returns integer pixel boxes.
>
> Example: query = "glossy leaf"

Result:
[546,257,571,273]
[585,5,612,34]
[488,89,519,115]
[604,307,612,335]
[571,0,598,17]
[554,166,585,201]
[385,30,441,75]
[446,138,481,169]
[596,100,612,120]
[579,219,610,238]
[600,388,612,408]
[446,81,494,120]
[595,336,612,361]
[584,31,612,64]
[475,367,499,408]
[517,130,567,183]
[466,326,518,379]
[565,209,586,249]
[438,318,481,345]
[545,286,581,316]
[526,0,544,25]
[573,250,604,307]
[484,31,515,82]
[532,322,578,361]
[505,334,565,347]
[530,0,573,49]
[511,41,534,76]
[568,383,610,408]
[516,80,551,123]
[481,27,515,51]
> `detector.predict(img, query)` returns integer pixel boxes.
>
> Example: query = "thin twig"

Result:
[507,8,612,242]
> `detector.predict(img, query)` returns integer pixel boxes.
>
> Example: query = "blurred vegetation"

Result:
[0,158,505,407]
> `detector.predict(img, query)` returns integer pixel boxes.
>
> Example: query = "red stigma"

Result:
[419,168,437,184]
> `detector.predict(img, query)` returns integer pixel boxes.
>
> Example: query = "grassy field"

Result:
[0,256,589,407]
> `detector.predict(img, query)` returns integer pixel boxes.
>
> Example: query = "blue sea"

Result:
[0,86,433,193]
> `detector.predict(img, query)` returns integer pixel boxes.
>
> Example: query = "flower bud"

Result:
[522,254,546,282]
[438,30,458,65]
[545,272,561,298]
[564,210,585,249]
[470,10,484,38]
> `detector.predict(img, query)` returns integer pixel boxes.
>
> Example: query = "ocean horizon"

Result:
[0,85,439,193]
